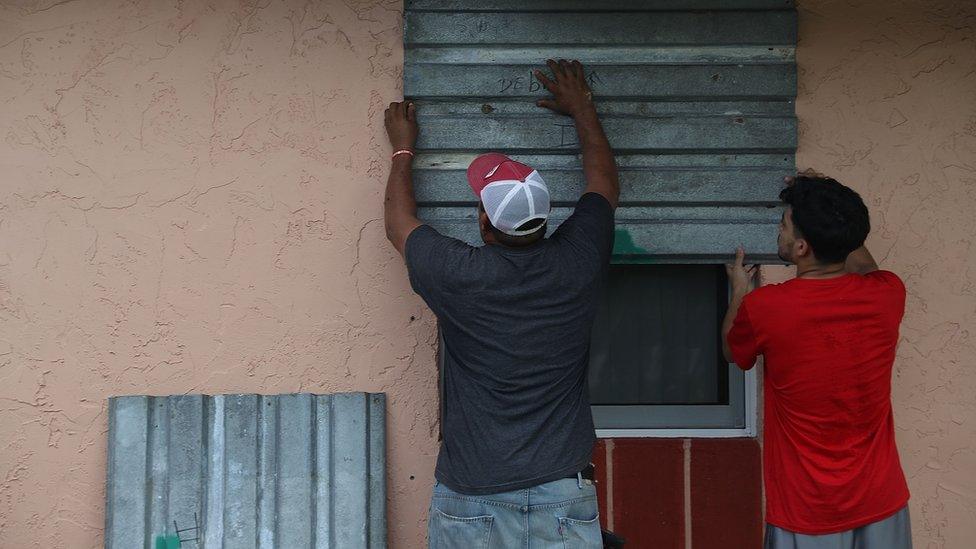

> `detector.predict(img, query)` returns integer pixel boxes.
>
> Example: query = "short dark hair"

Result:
[478,202,547,247]
[779,175,870,264]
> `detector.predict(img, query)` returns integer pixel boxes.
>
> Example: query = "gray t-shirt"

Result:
[405,193,614,495]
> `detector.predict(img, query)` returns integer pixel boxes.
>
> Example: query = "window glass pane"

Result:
[588,264,729,405]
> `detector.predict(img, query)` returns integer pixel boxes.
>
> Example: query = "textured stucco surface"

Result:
[0,1,973,548]
[0,1,439,547]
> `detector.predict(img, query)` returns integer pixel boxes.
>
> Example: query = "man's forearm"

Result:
[384,156,421,255]
[574,106,620,207]
[722,291,747,363]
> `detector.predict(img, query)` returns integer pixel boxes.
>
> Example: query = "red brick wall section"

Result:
[605,439,686,549]
[592,438,762,549]
[690,438,763,549]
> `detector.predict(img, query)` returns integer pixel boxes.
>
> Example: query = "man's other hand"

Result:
[534,59,594,118]
[385,101,418,151]
[726,247,758,297]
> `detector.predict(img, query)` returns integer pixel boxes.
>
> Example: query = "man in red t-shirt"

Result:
[723,175,912,548]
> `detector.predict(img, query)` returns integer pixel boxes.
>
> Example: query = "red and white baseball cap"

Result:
[466,153,551,236]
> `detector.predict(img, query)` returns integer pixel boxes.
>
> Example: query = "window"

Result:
[589,264,756,436]
[590,265,729,406]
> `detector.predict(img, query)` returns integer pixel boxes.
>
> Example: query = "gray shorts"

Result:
[764,506,912,549]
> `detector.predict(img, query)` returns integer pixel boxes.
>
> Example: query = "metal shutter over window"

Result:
[404,0,796,263]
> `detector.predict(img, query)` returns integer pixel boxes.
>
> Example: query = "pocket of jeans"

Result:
[558,514,602,549]
[429,507,493,549]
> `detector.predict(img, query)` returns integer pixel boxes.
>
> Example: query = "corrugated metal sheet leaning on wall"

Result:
[104,392,386,549]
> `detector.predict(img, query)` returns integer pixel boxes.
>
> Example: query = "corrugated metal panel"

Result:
[404,0,797,263]
[105,393,386,549]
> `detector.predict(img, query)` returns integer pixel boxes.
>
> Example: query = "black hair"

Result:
[779,175,870,264]
[478,202,547,247]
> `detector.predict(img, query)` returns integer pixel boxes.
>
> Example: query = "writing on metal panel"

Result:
[555,122,579,147]
[497,70,605,94]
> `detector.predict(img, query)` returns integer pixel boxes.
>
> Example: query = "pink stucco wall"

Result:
[1,1,438,546]
[0,1,973,547]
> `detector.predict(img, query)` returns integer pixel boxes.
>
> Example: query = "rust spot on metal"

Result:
[481,103,495,114]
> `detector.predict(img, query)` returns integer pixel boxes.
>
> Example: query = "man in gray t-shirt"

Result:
[383,59,619,548]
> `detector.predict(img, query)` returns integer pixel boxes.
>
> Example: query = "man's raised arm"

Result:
[535,59,620,209]
[383,101,423,256]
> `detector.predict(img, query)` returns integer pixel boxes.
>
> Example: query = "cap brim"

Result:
[467,153,512,197]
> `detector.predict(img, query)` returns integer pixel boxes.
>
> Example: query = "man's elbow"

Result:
[736,359,757,371]
[384,211,403,243]
[726,350,757,371]
[722,340,753,369]
[384,216,420,257]
[722,345,734,364]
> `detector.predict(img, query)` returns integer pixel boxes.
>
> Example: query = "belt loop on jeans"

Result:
[577,472,583,489]
[565,463,596,483]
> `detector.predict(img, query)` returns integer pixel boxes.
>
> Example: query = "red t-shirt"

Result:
[727,270,910,534]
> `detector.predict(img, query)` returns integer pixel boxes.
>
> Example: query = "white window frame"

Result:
[595,365,757,438]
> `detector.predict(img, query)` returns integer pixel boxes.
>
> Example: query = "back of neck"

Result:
[795,260,847,279]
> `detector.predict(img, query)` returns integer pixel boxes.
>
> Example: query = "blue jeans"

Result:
[427,475,602,548]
